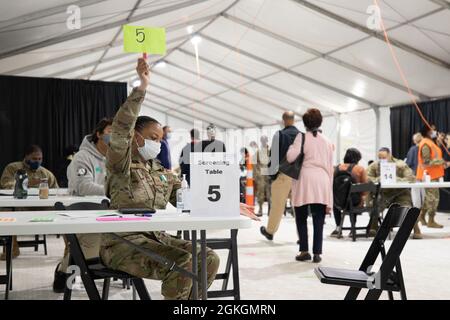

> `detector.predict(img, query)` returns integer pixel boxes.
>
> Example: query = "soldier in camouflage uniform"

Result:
[99,59,220,300]
[367,147,420,238]
[0,144,58,189]
[254,136,271,216]
[0,145,58,259]
[417,126,447,228]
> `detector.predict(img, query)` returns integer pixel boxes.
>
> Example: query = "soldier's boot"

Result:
[412,222,423,239]
[368,215,379,236]
[427,215,443,228]
[0,236,20,260]
[418,209,427,226]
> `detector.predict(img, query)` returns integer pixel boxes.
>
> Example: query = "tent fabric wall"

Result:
[0,75,127,175]
[390,97,450,159]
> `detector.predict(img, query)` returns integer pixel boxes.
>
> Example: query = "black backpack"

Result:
[333,164,361,211]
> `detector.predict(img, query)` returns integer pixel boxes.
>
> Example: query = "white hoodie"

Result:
[67,135,106,196]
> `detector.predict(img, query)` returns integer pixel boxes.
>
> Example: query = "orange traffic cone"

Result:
[245,154,254,206]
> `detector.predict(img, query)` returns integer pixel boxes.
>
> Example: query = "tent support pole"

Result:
[373,106,381,158]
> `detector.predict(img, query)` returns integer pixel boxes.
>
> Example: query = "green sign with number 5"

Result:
[123,25,166,54]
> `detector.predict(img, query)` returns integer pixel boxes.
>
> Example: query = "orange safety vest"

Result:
[417,138,444,181]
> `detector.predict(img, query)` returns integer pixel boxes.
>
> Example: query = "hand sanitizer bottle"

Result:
[181,174,190,214]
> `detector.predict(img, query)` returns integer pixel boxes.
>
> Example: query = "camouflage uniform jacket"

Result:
[367,157,414,206]
[0,161,58,189]
[102,88,181,248]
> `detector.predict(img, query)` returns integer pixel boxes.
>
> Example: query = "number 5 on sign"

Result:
[190,153,240,217]
[123,25,166,55]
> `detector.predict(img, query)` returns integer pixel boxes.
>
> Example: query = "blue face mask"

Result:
[26,160,42,170]
[102,134,111,145]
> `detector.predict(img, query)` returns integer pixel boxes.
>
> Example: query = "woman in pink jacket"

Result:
[286,109,334,263]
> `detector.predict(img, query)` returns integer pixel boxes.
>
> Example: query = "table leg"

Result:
[191,230,198,300]
[231,229,240,300]
[200,230,207,300]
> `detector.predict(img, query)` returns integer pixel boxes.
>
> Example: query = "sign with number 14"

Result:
[190,153,240,217]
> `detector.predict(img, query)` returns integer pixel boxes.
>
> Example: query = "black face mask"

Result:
[26,160,42,170]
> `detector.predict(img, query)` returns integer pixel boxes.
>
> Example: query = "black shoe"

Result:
[260,226,273,240]
[255,213,263,217]
[295,252,312,261]
[53,263,68,293]
[313,254,322,263]
[330,229,339,237]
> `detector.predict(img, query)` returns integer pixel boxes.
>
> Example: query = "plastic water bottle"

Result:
[176,188,184,213]
[13,169,28,199]
[177,175,190,214]
[423,170,431,183]
[181,174,190,214]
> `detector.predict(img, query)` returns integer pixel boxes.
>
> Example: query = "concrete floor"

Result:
[2,210,450,300]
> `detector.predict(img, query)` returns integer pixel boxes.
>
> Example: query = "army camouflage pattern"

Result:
[421,145,442,218]
[100,231,219,299]
[367,158,414,228]
[254,146,271,206]
[100,88,219,299]
[0,161,58,189]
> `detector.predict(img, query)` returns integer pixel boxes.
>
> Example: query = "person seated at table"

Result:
[52,118,112,293]
[331,148,368,237]
[0,144,58,189]
[100,58,257,300]
[367,147,421,239]
[0,145,58,260]
[417,125,448,228]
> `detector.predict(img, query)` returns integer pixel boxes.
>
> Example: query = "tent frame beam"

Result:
[222,13,429,100]
[0,0,108,30]
[145,94,237,129]
[142,102,194,126]
[4,13,218,75]
[200,33,377,107]
[142,81,253,127]
[429,0,450,9]
[290,0,450,69]
[86,0,143,80]
[0,0,209,59]
[176,48,339,115]
[151,70,264,126]
[165,60,302,117]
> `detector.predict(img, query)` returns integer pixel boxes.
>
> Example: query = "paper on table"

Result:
[96,217,150,222]
[57,212,120,219]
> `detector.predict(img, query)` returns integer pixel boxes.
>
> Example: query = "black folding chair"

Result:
[337,182,381,241]
[0,236,13,300]
[54,201,151,300]
[315,204,420,300]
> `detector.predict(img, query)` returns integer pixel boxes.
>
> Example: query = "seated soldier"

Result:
[0,144,58,260]
[367,147,421,239]
[100,58,257,300]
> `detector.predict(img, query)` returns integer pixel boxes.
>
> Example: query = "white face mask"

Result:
[136,132,161,160]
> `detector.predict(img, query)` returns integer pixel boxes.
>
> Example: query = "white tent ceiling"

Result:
[0,0,449,129]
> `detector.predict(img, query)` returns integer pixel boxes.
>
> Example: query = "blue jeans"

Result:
[295,204,326,255]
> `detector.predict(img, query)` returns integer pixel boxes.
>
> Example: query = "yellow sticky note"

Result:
[123,25,166,55]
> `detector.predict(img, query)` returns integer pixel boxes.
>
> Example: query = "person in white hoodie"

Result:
[53,118,112,293]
